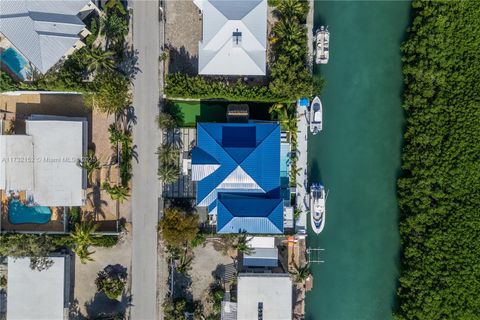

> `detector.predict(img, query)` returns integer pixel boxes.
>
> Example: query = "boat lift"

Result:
[307,248,325,264]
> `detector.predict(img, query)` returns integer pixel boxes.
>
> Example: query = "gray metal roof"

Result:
[0,0,89,73]
[194,0,267,75]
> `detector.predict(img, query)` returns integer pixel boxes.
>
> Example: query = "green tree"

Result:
[289,261,311,284]
[101,13,128,46]
[395,1,480,319]
[86,71,130,114]
[158,208,199,249]
[234,232,254,255]
[157,144,179,166]
[156,112,177,130]
[95,267,127,300]
[70,221,99,264]
[85,46,116,73]
[77,150,100,184]
[102,182,130,203]
[157,164,180,184]
[276,0,308,21]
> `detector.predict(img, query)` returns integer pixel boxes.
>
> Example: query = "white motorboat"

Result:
[309,96,322,135]
[315,26,330,64]
[310,183,326,234]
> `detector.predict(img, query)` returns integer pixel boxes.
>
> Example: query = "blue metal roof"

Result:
[193,123,283,234]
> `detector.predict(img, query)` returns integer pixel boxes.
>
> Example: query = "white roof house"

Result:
[7,256,69,320]
[194,0,267,76]
[0,0,94,74]
[0,116,87,206]
[237,273,292,320]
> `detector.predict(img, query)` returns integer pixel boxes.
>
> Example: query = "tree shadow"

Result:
[84,292,131,319]
[167,45,198,75]
[118,48,140,81]
[165,100,185,126]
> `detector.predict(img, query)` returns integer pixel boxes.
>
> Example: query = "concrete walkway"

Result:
[295,104,309,234]
[131,1,161,318]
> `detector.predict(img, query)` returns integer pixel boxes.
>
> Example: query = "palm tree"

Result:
[269,103,297,132]
[156,113,176,130]
[272,19,304,49]
[289,261,311,284]
[70,221,99,264]
[77,150,100,185]
[157,144,179,166]
[85,46,115,73]
[276,0,308,20]
[157,164,180,184]
[102,182,130,203]
[234,232,254,255]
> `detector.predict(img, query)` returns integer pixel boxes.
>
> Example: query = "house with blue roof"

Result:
[192,122,283,234]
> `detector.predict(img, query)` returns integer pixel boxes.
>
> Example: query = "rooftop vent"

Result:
[233,29,242,46]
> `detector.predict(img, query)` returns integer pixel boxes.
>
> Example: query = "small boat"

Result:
[309,96,322,134]
[310,183,326,234]
[315,26,329,64]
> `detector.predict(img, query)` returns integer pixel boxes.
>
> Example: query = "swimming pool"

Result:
[8,200,52,224]
[1,47,30,80]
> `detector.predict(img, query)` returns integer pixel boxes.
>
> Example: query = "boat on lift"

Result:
[309,96,322,135]
[315,26,330,64]
[310,183,326,234]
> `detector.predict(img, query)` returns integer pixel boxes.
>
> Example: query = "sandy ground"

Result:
[189,242,235,312]
[71,227,132,318]
[164,0,201,75]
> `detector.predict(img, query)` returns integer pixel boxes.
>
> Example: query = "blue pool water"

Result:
[8,200,52,224]
[1,47,30,80]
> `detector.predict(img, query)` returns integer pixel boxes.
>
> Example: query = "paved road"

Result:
[131,0,161,318]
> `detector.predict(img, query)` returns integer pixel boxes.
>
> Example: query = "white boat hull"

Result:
[310,96,323,135]
[310,183,326,234]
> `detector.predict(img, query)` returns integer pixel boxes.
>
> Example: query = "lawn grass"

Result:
[166,100,273,127]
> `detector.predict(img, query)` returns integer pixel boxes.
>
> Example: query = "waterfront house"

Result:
[0,115,87,207]
[193,0,267,75]
[221,273,292,320]
[0,0,98,79]
[192,122,283,234]
[5,255,71,320]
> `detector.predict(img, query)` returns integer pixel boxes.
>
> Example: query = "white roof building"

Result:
[236,273,292,320]
[194,0,267,76]
[0,0,95,73]
[0,115,87,206]
[7,256,69,320]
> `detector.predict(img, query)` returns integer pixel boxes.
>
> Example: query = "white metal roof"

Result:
[7,256,66,320]
[26,116,86,206]
[0,135,34,191]
[194,0,267,75]
[247,236,275,248]
[237,273,292,320]
[0,0,89,73]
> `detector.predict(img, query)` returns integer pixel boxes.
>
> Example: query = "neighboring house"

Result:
[222,273,292,320]
[6,256,71,320]
[0,115,87,206]
[243,236,278,268]
[193,0,267,76]
[0,0,98,77]
[192,122,283,234]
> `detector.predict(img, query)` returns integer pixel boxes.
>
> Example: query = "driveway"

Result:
[130,0,161,318]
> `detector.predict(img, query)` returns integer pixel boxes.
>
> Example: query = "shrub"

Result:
[0,72,18,92]
[95,267,127,300]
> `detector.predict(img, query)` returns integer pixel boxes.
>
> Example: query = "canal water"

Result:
[305,1,410,319]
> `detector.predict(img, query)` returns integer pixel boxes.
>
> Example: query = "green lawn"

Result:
[166,100,227,127]
[166,100,273,127]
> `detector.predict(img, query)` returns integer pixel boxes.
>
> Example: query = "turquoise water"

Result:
[8,200,52,224]
[1,47,30,80]
[305,1,410,319]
